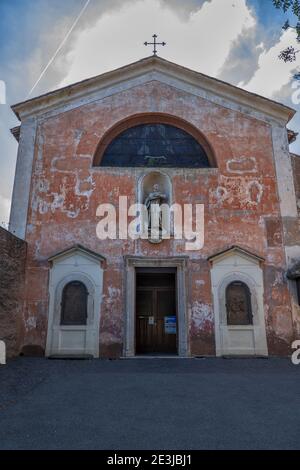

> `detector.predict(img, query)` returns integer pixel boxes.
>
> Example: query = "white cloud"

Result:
[59,0,256,87]
[239,28,300,98]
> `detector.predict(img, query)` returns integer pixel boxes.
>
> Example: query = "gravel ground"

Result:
[0,356,299,450]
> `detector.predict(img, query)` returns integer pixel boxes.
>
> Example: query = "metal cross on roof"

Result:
[144,34,166,56]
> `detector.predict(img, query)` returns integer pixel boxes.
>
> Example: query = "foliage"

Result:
[273,0,300,62]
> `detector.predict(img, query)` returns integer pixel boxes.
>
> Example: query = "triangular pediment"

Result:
[12,56,295,125]
[208,245,264,266]
[48,244,106,265]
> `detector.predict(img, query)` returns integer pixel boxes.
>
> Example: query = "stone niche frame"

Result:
[209,246,268,357]
[46,245,105,358]
[124,256,189,357]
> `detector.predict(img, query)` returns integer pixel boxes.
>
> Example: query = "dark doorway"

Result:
[135,268,177,355]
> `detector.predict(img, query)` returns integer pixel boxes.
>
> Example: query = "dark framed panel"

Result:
[60,281,88,326]
[226,281,253,326]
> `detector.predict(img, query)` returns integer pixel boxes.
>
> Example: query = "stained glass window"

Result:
[99,123,211,168]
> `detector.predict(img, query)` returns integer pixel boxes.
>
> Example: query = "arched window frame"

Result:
[92,113,217,168]
[218,272,259,328]
[53,273,96,328]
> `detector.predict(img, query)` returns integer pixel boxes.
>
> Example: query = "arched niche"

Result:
[139,171,172,206]
[225,281,253,326]
[138,171,172,241]
[209,246,268,357]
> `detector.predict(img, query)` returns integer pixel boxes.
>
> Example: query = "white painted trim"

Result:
[271,125,298,222]
[9,117,37,239]
[209,246,263,265]
[271,126,300,336]
[45,250,103,357]
[48,244,106,264]
[210,253,268,357]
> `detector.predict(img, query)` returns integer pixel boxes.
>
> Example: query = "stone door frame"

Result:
[124,256,189,357]
[45,246,104,358]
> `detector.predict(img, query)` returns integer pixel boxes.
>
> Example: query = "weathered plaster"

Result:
[8,59,298,357]
[271,125,300,340]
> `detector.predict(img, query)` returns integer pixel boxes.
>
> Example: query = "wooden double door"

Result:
[136,271,177,354]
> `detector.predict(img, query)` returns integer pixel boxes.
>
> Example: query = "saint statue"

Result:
[144,184,167,235]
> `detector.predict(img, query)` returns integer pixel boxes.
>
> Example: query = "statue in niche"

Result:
[144,183,167,236]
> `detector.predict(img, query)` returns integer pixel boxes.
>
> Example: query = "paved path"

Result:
[0,357,299,449]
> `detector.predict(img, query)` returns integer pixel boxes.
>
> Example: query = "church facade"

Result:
[7,56,300,358]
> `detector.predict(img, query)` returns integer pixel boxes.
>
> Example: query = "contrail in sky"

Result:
[27,0,91,98]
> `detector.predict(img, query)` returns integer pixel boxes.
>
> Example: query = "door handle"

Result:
[137,315,156,325]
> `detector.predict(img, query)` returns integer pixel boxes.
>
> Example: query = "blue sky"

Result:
[0,0,300,225]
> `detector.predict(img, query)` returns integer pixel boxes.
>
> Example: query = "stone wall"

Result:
[0,227,26,357]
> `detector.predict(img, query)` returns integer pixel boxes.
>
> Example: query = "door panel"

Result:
[156,289,177,353]
[136,289,154,354]
[136,277,177,354]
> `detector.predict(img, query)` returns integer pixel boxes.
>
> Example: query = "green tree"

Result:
[273,0,300,65]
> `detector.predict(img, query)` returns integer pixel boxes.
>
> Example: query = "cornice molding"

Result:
[11,56,295,125]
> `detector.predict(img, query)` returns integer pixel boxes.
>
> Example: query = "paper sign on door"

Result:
[164,316,177,334]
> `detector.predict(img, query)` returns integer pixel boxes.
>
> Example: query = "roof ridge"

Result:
[11,55,296,124]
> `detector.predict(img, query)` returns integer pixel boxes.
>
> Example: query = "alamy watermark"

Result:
[291,80,300,105]
[96,196,204,251]
[0,80,6,104]
[291,340,300,365]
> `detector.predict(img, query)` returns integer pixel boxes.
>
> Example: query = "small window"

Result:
[61,281,88,325]
[226,281,253,325]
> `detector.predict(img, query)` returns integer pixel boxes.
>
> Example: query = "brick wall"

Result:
[0,227,26,357]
